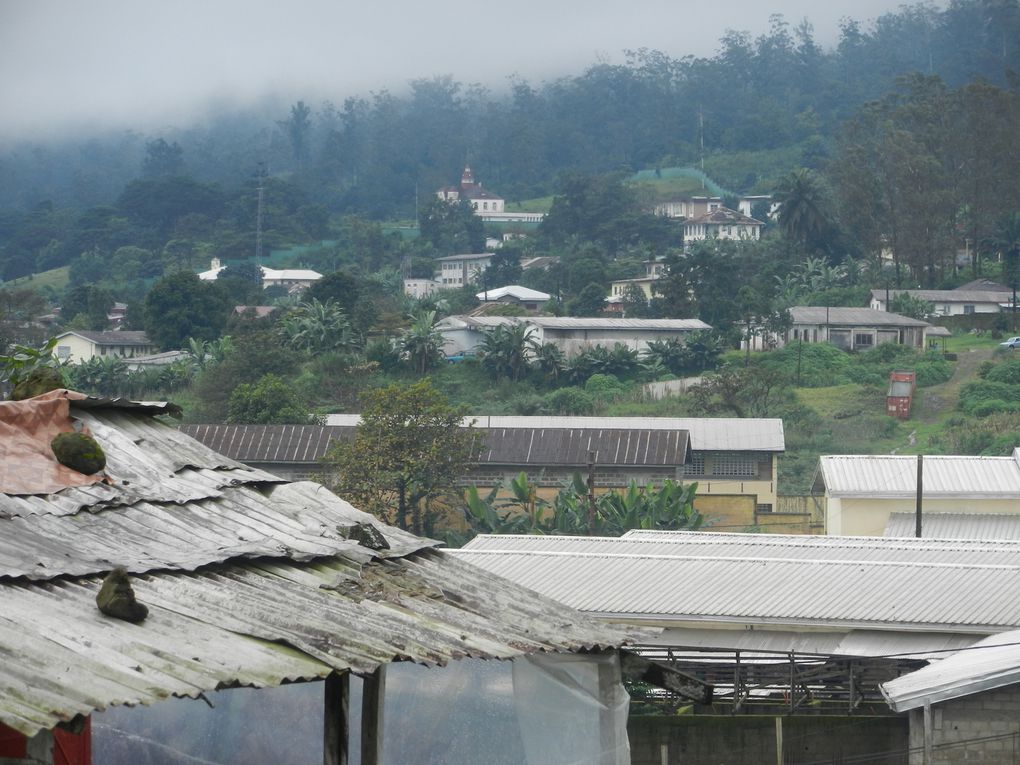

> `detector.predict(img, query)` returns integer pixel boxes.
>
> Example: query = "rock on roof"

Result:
[0,391,632,737]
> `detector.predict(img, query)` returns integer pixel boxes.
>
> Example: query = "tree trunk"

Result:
[397,482,408,531]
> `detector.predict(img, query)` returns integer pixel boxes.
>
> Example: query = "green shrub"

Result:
[759,342,850,388]
[985,359,1020,385]
[914,359,953,387]
[959,380,1020,415]
[971,399,1020,417]
[543,387,596,415]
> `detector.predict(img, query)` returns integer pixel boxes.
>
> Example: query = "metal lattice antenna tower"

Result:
[255,163,266,270]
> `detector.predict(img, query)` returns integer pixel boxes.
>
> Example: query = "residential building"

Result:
[182,414,784,527]
[609,258,668,304]
[53,330,157,364]
[437,315,711,357]
[870,288,1010,315]
[434,253,494,288]
[762,306,931,351]
[655,194,774,220]
[198,258,322,292]
[683,207,764,243]
[437,166,544,223]
[814,452,1020,536]
[403,278,441,299]
[475,285,551,310]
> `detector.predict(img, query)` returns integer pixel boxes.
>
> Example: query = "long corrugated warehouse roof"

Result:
[181,423,693,467]
[816,453,1020,498]
[790,306,930,327]
[452,531,1020,633]
[0,391,632,737]
[321,415,785,452]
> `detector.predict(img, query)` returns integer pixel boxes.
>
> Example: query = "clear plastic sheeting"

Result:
[513,653,631,765]
[92,655,631,765]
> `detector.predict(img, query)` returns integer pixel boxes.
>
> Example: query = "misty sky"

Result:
[1,0,931,141]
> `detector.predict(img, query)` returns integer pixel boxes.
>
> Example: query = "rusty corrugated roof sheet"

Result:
[0,393,634,737]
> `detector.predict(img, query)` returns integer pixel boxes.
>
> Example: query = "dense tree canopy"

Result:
[142,271,231,350]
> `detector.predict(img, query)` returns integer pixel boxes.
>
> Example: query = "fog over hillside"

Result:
[1,0,934,141]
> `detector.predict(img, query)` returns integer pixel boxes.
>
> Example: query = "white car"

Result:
[1000,337,1020,349]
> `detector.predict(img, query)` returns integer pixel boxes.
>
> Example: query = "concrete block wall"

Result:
[628,715,908,765]
[909,685,1020,764]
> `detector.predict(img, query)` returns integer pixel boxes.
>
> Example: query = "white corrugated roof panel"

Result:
[818,454,1020,498]
[886,512,1020,540]
[453,532,1020,632]
[882,630,1020,711]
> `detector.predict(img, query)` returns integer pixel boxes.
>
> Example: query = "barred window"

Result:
[756,503,774,513]
[682,455,706,476]
[710,454,757,477]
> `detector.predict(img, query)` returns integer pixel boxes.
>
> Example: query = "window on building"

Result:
[56,345,70,360]
[756,503,774,513]
[854,333,874,347]
[964,305,975,315]
[682,455,706,476]
[710,454,757,477]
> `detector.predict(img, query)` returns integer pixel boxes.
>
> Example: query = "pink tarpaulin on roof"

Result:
[0,389,106,495]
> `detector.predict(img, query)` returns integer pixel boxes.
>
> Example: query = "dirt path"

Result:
[913,347,995,423]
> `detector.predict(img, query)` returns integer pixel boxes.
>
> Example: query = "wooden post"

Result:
[361,666,386,765]
[775,716,784,765]
[323,672,350,765]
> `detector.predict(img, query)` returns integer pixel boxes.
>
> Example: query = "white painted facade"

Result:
[53,331,157,364]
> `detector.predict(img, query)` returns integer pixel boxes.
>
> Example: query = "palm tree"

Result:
[532,342,566,382]
[773,168,835,253]
[280,299,358,355]
[400,309,444,376]
[478,322,535,382]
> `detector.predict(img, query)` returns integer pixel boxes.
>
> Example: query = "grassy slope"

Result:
[5,266,70,293]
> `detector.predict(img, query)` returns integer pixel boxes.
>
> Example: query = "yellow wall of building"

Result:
[827,496,1020,536]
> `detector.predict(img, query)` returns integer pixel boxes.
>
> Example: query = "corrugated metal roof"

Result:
[452,532,1020,633]
[886,512,1020,540]
[882,630,1020,712]
[476,428,689,467]
[871,288,1008,304]
[817,454,1020,498]
[181,423,698,467]
[0,395,634,737]
[642,627,979,659]
[790,307,930,327]
[439,316,712,331]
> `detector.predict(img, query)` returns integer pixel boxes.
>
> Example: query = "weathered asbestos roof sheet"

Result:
[790,307,930,327]
[477,427,690,467]
[882,630,1020,712]
[181,424,694,467]
[0,394,632,737]
[816,454,1020,498]
[886,512,1020,540]
[439,316,712,331]
[452,531,1020,633]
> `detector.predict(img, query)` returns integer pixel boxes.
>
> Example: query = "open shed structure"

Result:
[454,530,1020,764]
[0,390,707,765]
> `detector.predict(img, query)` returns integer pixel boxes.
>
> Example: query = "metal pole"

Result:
[587,450,597,535]
[915,454,924,538]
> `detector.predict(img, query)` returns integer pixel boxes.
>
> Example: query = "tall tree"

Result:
[325,379,480,534]
[143,271,231,350]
